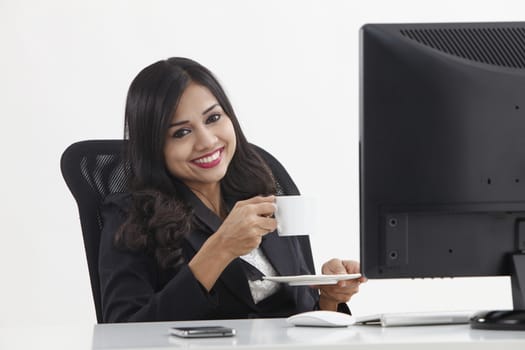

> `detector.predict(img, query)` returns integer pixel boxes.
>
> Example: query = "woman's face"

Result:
[164,82,237,192]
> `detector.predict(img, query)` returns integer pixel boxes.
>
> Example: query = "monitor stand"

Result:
[470,254,525,330]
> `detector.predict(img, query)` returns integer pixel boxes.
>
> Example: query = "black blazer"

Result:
[98,182,349,322]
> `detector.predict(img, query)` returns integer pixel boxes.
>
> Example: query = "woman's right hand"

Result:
[188,195,277,291]
[215,195,277,259]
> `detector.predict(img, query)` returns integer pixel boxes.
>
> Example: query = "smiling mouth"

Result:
[192,147,224,168]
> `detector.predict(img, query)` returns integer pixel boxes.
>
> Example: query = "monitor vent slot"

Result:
[400,27,525,69]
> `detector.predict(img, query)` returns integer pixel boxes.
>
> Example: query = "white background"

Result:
[0,0,521,326]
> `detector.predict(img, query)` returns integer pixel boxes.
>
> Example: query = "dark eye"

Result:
[172,128,191,138]
[206,114,221,124]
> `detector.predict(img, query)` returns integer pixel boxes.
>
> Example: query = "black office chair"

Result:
[60,139,314,323]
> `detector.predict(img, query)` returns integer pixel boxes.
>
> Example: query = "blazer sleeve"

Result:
[98,194,219,322]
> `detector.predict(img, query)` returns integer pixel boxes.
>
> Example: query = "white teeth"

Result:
[194,150,220,164]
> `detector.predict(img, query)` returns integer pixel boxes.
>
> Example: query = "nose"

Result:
[194,126,217,151]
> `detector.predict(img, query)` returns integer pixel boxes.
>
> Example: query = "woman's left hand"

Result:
[317,259,367,311]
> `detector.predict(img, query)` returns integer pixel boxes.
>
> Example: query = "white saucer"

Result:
[263,274,361,286]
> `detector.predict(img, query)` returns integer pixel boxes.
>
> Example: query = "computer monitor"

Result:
[359,21,525,330]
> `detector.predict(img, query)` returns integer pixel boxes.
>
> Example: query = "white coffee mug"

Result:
[274,195,316,236]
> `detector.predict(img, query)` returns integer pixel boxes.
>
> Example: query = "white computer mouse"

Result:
[286,310,355,327]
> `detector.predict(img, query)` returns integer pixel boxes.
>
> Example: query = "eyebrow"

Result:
[169,103,220,128]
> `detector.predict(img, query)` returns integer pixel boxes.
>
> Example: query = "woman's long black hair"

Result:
[115,57,276,269]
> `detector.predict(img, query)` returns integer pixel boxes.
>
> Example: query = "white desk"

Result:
[2,318,525,350]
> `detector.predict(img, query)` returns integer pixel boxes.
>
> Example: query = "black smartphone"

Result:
[170,326,236,338]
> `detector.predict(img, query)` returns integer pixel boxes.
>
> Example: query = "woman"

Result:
[99,57,365,322]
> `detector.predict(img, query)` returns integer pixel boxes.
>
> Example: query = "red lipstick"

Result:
[191,147,224,169]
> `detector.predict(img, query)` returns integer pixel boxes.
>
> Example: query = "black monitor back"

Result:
[360,22,525,279]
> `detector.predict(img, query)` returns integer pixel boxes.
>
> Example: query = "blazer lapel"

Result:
[260,231,301,277]
[175,182,223,233]
[260,232,305,307]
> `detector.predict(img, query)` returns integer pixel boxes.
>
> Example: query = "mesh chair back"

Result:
[61,140,128,322]
[60,139,310,323]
